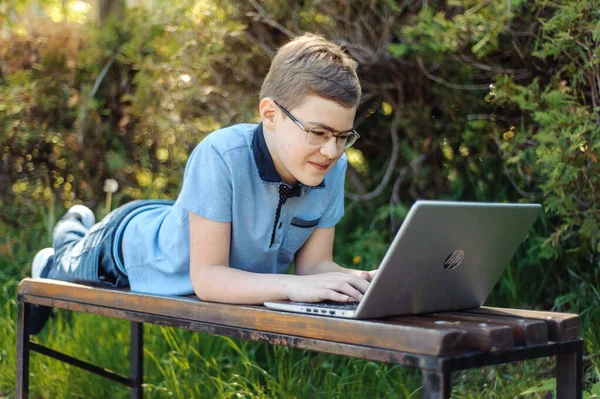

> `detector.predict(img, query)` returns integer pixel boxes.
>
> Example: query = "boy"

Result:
[30,33,375,333]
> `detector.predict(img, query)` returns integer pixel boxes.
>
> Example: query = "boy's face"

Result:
[262,95,357,187]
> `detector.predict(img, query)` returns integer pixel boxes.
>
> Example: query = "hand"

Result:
[284,272,371,303]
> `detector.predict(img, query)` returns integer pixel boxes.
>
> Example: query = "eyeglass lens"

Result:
[306,128,356,149]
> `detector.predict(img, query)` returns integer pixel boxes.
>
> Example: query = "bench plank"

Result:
[466,307,581,341]
[386,316,514,352]
[19,295,449,367]
[424,312,549,346]
[20,279,468,356]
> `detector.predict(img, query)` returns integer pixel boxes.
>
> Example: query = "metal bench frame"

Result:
[16,280,584,399]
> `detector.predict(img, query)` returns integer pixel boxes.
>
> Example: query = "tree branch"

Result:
[417,57,491,91]
[345,115,401,201]
[247,0,296,38]
[492,137,545,198]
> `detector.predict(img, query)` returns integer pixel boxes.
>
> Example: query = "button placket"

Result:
[269,184,291,247]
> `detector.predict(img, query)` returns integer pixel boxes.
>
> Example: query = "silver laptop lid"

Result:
[354,200,541,319]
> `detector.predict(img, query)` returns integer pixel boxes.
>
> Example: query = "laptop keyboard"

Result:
[306,300,359,310]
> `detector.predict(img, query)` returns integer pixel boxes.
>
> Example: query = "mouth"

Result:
[309,162,330,171]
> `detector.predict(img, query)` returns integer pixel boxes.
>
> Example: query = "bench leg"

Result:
[130,321,144,399]
[16,298,30,399]
[421,369,451,399]
[556,342,582,399]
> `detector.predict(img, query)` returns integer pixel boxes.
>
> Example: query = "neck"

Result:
[262,126,298,185]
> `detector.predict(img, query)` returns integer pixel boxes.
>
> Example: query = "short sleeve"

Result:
[177,141,232,222]
[318,157,348,227]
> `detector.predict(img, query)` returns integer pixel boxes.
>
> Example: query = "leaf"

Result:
[387,43,410,58]
[106,151,127,173]
[593,19,600,42]
[592,381,600,395]
[520,378,555,395]
[553,293,577,310]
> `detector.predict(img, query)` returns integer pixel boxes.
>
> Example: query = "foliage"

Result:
[0,1,257,224]
[491,0,600,259]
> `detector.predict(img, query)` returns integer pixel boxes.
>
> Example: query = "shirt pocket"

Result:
[280,216,321,255]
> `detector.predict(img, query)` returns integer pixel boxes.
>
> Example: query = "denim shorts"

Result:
[48,200,175,287]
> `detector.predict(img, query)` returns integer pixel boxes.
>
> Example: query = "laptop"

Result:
[264,200,542,319]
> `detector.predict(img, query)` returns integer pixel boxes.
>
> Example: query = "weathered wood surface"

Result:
[386,316,514,352]
[19,278,581,358]
[19,279,466,356]
[467,306,581,341]
[424,312,549,346]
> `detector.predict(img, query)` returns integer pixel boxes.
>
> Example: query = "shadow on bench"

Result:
[16,278,583,399]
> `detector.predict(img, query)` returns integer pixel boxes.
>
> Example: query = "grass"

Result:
[1,214,599,398]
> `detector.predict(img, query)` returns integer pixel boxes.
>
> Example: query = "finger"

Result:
[323,290,352,303]
[361,271,372,282]
[331,282,363,302]
[344,275,370,293]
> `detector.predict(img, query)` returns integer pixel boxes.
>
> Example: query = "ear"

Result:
[259,98,277,130]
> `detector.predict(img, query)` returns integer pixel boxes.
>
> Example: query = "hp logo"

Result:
[444,250,465,270]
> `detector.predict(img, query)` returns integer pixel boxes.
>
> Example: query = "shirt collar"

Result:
[252,124,325,196]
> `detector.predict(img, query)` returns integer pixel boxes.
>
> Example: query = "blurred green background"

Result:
[1,0,599,397]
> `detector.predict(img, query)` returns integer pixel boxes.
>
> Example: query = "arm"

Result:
[189,212,370,304]
[294,226,377,281]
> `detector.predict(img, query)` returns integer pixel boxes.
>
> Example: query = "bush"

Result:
[0,2,259,225]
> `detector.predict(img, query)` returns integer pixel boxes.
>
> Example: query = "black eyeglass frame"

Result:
[273,100,360,149]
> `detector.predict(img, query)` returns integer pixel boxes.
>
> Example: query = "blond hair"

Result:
[260,34,361,110]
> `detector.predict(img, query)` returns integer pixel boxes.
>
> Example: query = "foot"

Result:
[29,248,55,334]
[31,247,55,279]
[65,204,95,229]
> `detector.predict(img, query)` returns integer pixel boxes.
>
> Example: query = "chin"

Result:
[297,174,325,187]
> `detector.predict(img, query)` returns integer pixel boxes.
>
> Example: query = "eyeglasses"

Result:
[273,100,360,149]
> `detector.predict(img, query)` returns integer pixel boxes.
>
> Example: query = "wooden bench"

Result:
[16,278,583,398]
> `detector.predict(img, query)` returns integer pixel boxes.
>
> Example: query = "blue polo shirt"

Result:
[121,123,347,295]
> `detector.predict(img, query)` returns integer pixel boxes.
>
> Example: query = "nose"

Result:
[319,136,340,159]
